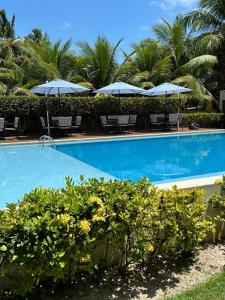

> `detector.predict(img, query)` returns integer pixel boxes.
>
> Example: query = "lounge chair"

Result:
[150,114,164,130]
[51,116,59,126]
[107,115,118,124]
[40,117,55,135]
[58,116,72,135]
[129,115,137,131]
[100,116,114,132]
[118,115,130,133]
[5,117,19,138]
[169,114,179,130]
[71,116,82,133]
[0,118,5,139]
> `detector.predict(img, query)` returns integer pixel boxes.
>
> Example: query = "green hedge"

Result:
[183,113,224,128]
[0,177,214,297]
[0,96,217,133]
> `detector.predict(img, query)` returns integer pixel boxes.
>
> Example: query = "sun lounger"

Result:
[5,117,20,138]
[0,118,5,139]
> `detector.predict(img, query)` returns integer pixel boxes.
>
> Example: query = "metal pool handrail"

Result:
[39,135,56,148]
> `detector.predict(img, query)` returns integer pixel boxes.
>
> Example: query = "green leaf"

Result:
[59,261,65,268]
[47,236,52,244]
[0,245,7,251]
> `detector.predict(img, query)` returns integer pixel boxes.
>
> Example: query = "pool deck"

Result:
[0,127,223,145]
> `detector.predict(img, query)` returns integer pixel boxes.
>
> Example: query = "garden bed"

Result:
[36,242,225,299]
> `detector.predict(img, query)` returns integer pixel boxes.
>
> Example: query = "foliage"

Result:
[0,177,213,296]
[0,8,221,104]
[183,112,224,128]
[209,176,225,222]
[0,95,219,133]
[184,0,225,92]
[0,96,221,133]
[76,36,124,89]
[0,9,15,39]
[152,16,217,101]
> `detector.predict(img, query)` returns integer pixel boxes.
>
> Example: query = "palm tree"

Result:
[120,39,171,88]
[28,38,73,80]
[26,28,49,44]
[76,36,123,89]
[0,9,15,39]
[153,16,217,100]
[184,0,225,92]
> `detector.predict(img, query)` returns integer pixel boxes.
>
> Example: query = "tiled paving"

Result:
[0,128,221,144]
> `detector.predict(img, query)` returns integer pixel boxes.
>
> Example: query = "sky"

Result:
[1,0,198,56]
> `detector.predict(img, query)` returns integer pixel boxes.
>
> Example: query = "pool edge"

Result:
[0,129,224,147]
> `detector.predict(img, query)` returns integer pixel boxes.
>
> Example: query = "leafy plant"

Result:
[0,177,213,296]
[183,112,224,128]
[0,95,220,134]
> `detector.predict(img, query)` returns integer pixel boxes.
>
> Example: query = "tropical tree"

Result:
[76,36,123,89]
[26,28,49,44]
[0,9,15,39]
[184,0,225,93]
[120,39,171,88]
[28,38,73,80]
[153,15,218,100]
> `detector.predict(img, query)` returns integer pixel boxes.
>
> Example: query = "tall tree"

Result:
[28,38,73,80]
[153,16,217,100]
[184,0,225,93]
[26,28,49,44]
[120,39,171,88]
[0,9,15,39]
[76,36,123,89]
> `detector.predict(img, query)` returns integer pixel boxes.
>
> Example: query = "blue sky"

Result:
[1,0,198,55]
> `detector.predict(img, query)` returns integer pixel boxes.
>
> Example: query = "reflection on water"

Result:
[58,133,225,183]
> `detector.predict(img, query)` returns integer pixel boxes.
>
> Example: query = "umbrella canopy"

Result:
[30,79,90,136]
[143,82,191,96]
[94,82,145,95]
[144,83,192,131]
[30,79,90,95]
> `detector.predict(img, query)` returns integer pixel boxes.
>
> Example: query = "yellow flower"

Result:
[80,254,91,263]
[215,179,222,185]
[92,207,106,222]
[89,196,103,206]
[80,219,91,234]
[147,243,154,253]
[93,215,106,222]
[57,214,71,225]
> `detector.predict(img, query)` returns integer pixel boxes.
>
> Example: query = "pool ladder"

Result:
[39,135,56,148]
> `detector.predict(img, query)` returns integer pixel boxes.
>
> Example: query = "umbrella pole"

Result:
[177,93,181,131]
[46,97,51,136]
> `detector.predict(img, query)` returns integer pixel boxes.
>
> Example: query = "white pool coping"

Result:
[156,175,221,190]
[0,128,224,146]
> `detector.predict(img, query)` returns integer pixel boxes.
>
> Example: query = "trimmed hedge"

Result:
[0,96,222,133]
[183,113,224,128]
[0,177,214,297]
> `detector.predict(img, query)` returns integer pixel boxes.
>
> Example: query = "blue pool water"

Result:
[1,131,225,207]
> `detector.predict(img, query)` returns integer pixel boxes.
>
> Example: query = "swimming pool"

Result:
[1,131,225,208]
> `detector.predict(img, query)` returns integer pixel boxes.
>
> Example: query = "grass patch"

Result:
[165,271,225,300]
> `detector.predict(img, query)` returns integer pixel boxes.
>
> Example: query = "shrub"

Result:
[183,112,224,128]
[0,96,218,133]
[0,177,213,296]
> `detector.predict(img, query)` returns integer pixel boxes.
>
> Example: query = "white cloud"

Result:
[150,0,197,10]
[61,21,71,29]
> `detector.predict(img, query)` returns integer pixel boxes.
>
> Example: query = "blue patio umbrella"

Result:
[144,82,192,130]
[143,82,192,96]
[30,79,90,135]
[94,82,145,95]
